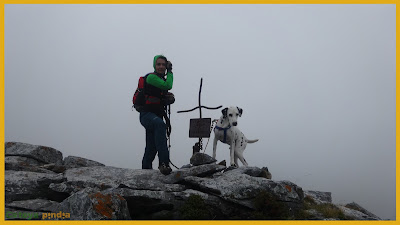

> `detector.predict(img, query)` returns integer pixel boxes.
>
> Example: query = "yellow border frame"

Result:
[0,0,398,3]
[1,1,397,224]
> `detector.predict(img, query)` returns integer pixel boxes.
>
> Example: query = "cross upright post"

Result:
[177,78,222,155]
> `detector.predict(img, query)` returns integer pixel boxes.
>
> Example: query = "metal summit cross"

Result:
[177,78,222,155]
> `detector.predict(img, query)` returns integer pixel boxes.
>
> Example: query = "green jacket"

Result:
[146,55,173,90]
[141,55,174,118]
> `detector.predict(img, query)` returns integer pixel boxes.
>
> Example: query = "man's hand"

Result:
[166,61,173,72]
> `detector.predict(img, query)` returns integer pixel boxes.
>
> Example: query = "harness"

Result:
[214,125,231,143]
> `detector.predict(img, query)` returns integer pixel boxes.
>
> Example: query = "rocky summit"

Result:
[5,142,381,220]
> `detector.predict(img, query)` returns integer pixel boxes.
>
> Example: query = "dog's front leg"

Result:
[230,141,236,167]
[212,136,218,159]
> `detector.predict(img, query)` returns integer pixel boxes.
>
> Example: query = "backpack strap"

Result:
[142,73,152,88]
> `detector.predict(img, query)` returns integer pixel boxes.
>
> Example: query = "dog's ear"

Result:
[222,108,228,118]
[237,107,243,117]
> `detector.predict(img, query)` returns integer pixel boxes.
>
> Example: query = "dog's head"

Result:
[222,106,243,126]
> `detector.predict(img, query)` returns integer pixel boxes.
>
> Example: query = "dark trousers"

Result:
[139,112,170,169]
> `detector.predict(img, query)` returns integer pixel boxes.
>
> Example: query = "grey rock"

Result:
[174,189,217,202]
[183,170,304,208]
[5,156,43,167]
[63,155,105,169]
[65,166,159,188]
[5,142,63,164]
[338,205,380,220]
[39,163,66,173]
[304,190,332,204]
[218,160,226,167]
[60,188,131,220]
[344,202,381,219]
[212,171,224,178]
[6,199,61,212]
[119,181,185,192]
[49,182,79,195]
[5,171,66,202]
[225,166,272,180]
[5,156,56,174]
[260,167,272,179]
[236,166,265,177]
[231,166,272,178]
[102,188,175,219]
[104,188,174,201]
[190,152,217,166]
[223,165,237,173]
[165,163,226,183]
[4,141,383,220]
[64,166,184,192]
[49,180,106,195]
[180,164,192,169]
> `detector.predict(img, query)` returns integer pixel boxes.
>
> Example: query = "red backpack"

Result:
[132,74,150,112]
[132,73,165,112]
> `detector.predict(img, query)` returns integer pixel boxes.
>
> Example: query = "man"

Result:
[139,55,174,175]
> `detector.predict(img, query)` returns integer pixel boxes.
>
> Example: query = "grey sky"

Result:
[5,4,395,220]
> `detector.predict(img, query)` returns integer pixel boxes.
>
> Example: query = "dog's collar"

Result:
[214,125,231,143]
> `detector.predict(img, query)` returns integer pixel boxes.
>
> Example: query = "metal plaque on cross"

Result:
[189,118,212,138]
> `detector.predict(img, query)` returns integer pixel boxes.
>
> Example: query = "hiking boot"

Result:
[158,163,172,175]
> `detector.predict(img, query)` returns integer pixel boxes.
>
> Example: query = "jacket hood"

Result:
[153,55,166,72]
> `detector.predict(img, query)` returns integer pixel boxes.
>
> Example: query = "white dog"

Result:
[212,106,259,167]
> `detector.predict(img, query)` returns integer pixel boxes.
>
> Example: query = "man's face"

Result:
[155,58,167,75]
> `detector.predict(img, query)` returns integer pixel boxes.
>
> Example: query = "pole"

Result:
[168,105,171,149]
[199,78,203,118]
[198,78,203,151]
[167,104,179,169]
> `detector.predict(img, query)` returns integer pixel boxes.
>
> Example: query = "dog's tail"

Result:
[247,139,259,143]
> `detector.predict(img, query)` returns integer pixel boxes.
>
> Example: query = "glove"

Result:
[166,61,173,72]
[163,92,175,105]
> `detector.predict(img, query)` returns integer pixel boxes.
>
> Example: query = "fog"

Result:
[4,4,396,220]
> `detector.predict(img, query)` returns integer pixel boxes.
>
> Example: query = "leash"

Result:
[202,119,218,153]
[166,105,179,169]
